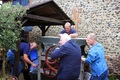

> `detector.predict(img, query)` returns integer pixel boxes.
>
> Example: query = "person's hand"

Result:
[58,34,60,37]
[81,56,86,62]
[24,63,28,70]
[87,44,92,48]
[31,63,37,68]
[58,34,63,37]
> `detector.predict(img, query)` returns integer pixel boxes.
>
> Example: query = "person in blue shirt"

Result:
[20,41,38,80]
[58,22,78,38]
[51,33,81,80]
[7,41,38,80]
[82,33,109,80]
[29,49,39,80]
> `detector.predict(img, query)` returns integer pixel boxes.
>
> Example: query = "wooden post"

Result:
[38,50,42,80]
[14,41,20,78]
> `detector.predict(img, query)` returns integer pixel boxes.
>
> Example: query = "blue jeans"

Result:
[6,49,22,76]
[90,70,109,80]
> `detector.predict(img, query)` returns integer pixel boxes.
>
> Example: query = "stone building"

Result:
[29,0,120,76]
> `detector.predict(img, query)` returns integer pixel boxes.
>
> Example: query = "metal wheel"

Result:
[42,45,59,78]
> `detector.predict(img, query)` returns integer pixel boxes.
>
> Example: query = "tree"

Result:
[0,2,27,79]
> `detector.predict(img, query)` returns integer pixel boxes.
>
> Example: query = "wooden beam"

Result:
[22,19,28,25]
[26,14,64,24]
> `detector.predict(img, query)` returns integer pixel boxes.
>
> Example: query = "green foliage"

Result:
[109,75,116,80]
[0,2,27,51]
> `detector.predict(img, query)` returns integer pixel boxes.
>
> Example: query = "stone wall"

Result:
[30,0,120,75]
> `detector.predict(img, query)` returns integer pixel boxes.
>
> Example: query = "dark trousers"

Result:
[90,70,109,80]
[57,79,78,80]
[30,73,37,80]
[57,76,79,80]
[23,64,31,80]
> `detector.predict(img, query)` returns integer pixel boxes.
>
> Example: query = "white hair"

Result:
[88,33,97,41]
[60,33,71,41]
[64,22,71,28]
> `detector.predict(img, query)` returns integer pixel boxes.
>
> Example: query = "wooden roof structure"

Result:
[22,0,75,36]
[23,0,75,26]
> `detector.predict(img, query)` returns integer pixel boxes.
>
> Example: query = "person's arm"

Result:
[83,50,99,64]
[69,29,78,38]
[58,33,78,38]
[22,57,29,70]
[58,30,64,37]
[51,48,62,60]
[51,45,67,60]
[58,34,61,37]
[23,54,37,67]
[69,33,78,38]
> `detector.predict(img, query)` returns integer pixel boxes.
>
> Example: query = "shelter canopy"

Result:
[23,0,74,26]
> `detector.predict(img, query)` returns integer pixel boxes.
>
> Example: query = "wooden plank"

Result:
[26,14,64,24]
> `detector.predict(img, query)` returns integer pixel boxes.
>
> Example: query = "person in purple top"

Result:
[51,33,81,80]
[58,22,78,38]
[7,41,38,80]
[20,41,38,80]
